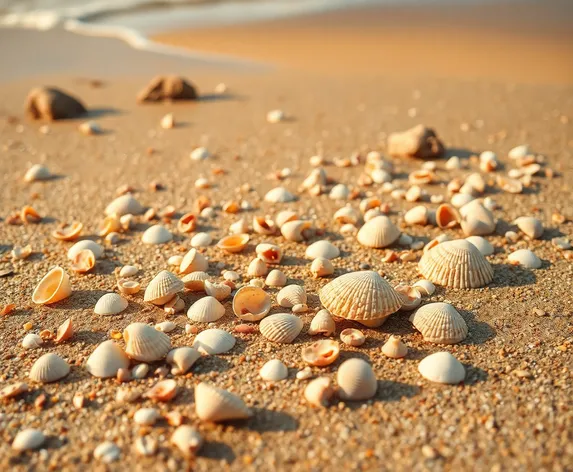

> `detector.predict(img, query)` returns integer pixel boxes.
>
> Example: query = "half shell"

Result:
[336,358,377,401]
[94,293,128,315]
[260,359,288,381]
[192,329,236,355]
[259,313,303,343]
[308,309,336,336]
[418,352,465,384]
[357,216,400,248]
[232,286,271,321]
[105,194,143,216]
[256,243,283,264]
[86,340,130,378]
[436,203,460,229]
[32,266,72,305]
[410,302,468,344]
[305,240,340,259]
[187,296,225,323]
[29,353,70,383]
[142,225,172,244]
[276,285,307,308]
[144,270,184,305]
[217,234,249,253]
[180,249,209,274]
[195,382,252,422]
[123,323,171,362]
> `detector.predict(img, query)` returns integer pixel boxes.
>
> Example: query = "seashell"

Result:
[333,206,360,225]
[187,296,225,323]
[514,216,544,239]
[93,442,121,463]
[168,255,183,266]
[302,167,327,189]
[304,377,334,407]
[265,269,287,287]
[78,120,101,135]
[118,279,140,295]
[228,218,247,236]
[192,329,236,355]
[52,222,83,241]
[32,266,72,305]
[260,359,288,381]
[160,112,175,129]
[22,333,43,349]
[134,408,160,426]
[436,204,460,229]
[217,234,249,253]
[253,216,277,235]
[105,194,143,216]
[97,215,121,237]
[120,265,138,278]
[29,353,70,383]
[11,244,32,260]
[247,258,268,277]
[24,164,51,182]
[256,243,283,264]
[459,200,496,236]
[144,379,178,402]
[86,340,130,378]
[177,212,197,233]
[281,220,313,242]
[410,302,468,344]
[307,309,335,337]
[464,172,486,194]
[275,210,298,228]
[166,347,201,375]
[319,271,402,324]
[508,144,529,159]
[190,147,210,161]
[94,293,128,315]
[418,351,465,384]
[465,236,494,256]
[302,340,340,366]
[12,429,45,451]
[70,249,95,274]
[412,280,435,296]
[340,328,366,347]
[264,186,296,203]
[67,240,103,260]
[204,280,231,301]
[418,239,493,288]
[329,184,350,200]
[142,225,172,244]
[144,270,184,305]
[381,335,408,358]
[260,313,303,343]
[54,317,73,343]
[1,382,28,400]
[508,249,542,269]
[310,257,334,278]
[171,425,203,457]
[155,321,177,333]
[305,240,340,260]
[181,271,210,291]
[232,286,271,321]
[405,185,423,202]
[277,285,307,308]
[123,323,171,362]
[497,175,523,194]
[357,216,400,248]
[404,205,429,226]
[445,155,461,169]
[292,303,308,314]
[336,358,377,401]
[267,109,285,123]
[191,232,212,248]
[134,436,157,457]
[394,283,422,311]
[195,382,252,422]
[450,193,474,208]
[371,168,392,183]
[180,248,209,274]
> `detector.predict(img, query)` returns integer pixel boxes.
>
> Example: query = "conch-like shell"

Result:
[204,280,231,301]
[305,240,340,260]
[142,225,172,244]
[409,302,468,344]
[105,194,143,216]
[308,309,336,336]
[514,216,544,239]
[265,269,287,287]
[217,234,249,253]
[94,293,128,315]
[260,313,303,343]
[187,296,225,323]
[465,236,494,256]
[281,220,312,242]
[192,329,236,355]
[195,382,252,422]
[166,347,201,375]
[304,377,334,407]
[301,340,340,366]
[67,240,103,260]
[29,353,70,383]
[181,271,210,292]
[336,358,377,401]
[418,352,465,384]
[276,285,307,308]
[381,335,408,358]
[418,239,493,288]
[436,204,460,229]
[144,270,184,305]
[508,249,542,269]
[256,243,283,264]
[264,186,296,203]
[123,323,171,362]
[357,216,400,248]
[86,340,130,378]
[259,359,288,381]
[171,425,203,457]
[32,266,72,305]
[232,286,271,321]
[180,249,209,274]
[52,222,83,241]
[247,258,268,277]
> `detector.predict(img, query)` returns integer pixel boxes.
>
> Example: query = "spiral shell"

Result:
[195,382,252,422]
[144,270,184,305]
[357,216,400,248]
[259,313,303,343]
[232,286,271,321]
[29,353,70,383]
[418,351,465,384]
[276,285,307,308]
[123,323,171,362]
[86,340,130,378]
[192,329,236,355]
[336,358,377,401]
[409,302,468,344]
[187,296,225,323]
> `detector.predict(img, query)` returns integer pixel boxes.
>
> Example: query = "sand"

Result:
[1,3,573,470]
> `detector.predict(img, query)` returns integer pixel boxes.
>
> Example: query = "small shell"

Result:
[265,269,287,287]
[67,240,104,260]
[135,436,158,457]
[204,280,232,301]
[120,265,138,277]
[52,222,83,241]
[305,240,340,259]
[308,309,336,336]
[381,335,408,358]
[410,303,468,344]
[155,321,177,333]
[187,296,226,323]
[459,200,496,236]
[32,266,72,305]
[514,217,544,239]
[191,232,212,248]
[178,212,197,233]
[70,249,96,274]
[281,220,312,242]
[264,186,296,203]
[357,216,400,248]
[412,280,435,296]
[192,329,236,355]
[86,340,130,378]
[304,377,334,407]
[11,244,32,260]
[260,313,304,343]
[275,210,298,228]
[144,379,178,402]
[105,194,143,216]
[24,164,51,182]
[302,340,340,366]
[267,109,285,123]
[217,234,249,253]
[451,193,474,208]
[253,216,277,235]
[180,248,209,274]
[404,206,429,226]
[166,347,201,375]
[97,215,121,237]
[336,358,377,401]
[333,206,360,225]
[134,408,160,426]
[508,249,542,269]
[123,323,171,362]
[340,328,365,347]
[232,286,271,321]
[260,359,288,381]
[29,353,70,383]
[394,283,422,311]
[142,225,172,244]
[247,258,268,277]
[418,352,465,384]
[54,317,73,343]
[310,257,334,278]
[171,425,204,457]
[256,243,283,264]
[94,293,128,315]
[12,429,46,451]
[190,147,210,161]
[118,279,141,295]
[181,271,210,292]
[160,112,175,129]
[144,270,184,305]
[94,442,121,463]
[277,285,307,308]
[22,333,43,349]
[497,175,523,194]
[329,184,350,200]
[195,382,252,422]
[436,204,460,229]
[465,236,494,256]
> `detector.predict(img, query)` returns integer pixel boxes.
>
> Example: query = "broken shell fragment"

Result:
[381,335,408,358]
[204,280,232,301]
[166,347,201,375]
[256,243,283,264]
[310,257,334,278]
[12,429,46,451]
[281,220,312,242]
[217,234,249,253]
[260,359,288,381]
[20,205,42,224]
[336,358,377,401]
[394,283,422,311]
[29,353,70,383]
[94,293,128,316]
[304,377,334,407]
[142,225,172,244]
[253,216,277,235]
[52,222,83,241]
[144,270,184,305]
[171,425,203,457]
[410,302,468,344]
[418,352,465,384]
[144,379,178,402]
[340,328,366,347]
[70,249,96,274]
[302,340,340,366]
[195,382,252,422]
[32,266,72,305]
[232,286,271,321]
[277,285,307,308]
[187,296,226,323]
[264,186,296,203]
[357,216,400,248]
[305,240,340,259]
[260,313,304,343]
[265,269,287,287]
[308,309,336,336]
[177,212,197,233]
[508,249,542,269]
[86,340,130,378]
[192,329,236,355]
[123,323,171,362]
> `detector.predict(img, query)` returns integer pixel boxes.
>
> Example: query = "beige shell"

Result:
[418,352,465,384]
[436,203,460,229]
[412,280,435,296]
[204,280,232,301]
[217,234,249,253]
[305,240,340,259]
[304,377,334,407]
[333,206,360,225]
[29,353,70,383]
[97,216,121,237]
[404,205,429,226]
[134,407,160,426]
[12,429,46,451]
[232,286,271,321]
[195,382,252,422]
[93,442,121,463]
[180,249,209,274]
[67,240,104,260]
[514,216,544,239]
[166,347,201,375]
[265,269,287,287]
[105,194,143,216]
[264,186,296,203]
[410,303,468,344]
[508,249,542,269]
[171,425,204,457]
[52,222,83,241]
[275,210,298,228]
[465,236,494,256]
[123,323,171,362]
[86,340,130,378]
[277,285,307,308]
[70,249,95,274]
[459,200,496,236]
[259,359,288,381]
[418,239,493,288]
[192,329,236,355]
[24,164,51,182]
[336,358,377,401]
[94,293,128,315]
[117,279,141,295]
[308,309,336,336]
[381,335,408,358]
[155,321,177,332]
[394,283,422,311]
[187,296,225,323]
[253,216,277,235]
[310,257,334,278]
[247,257,268,277]
[143,378,178,402]
[301,340,340,366]
[340,328,366,347]
[329,183,349,200]
[357,216,400,248]
[281,220,312,242]
[190,147,210,161]
[256,243,283,264]
[142,225,172,244]
[319,271,402,323]
[32,266,72,305]
[144,270,184,305]
[259,313,304,343]
[22,333,43,349]
[181,271,210,292]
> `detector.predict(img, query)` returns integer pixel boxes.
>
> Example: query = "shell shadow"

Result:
[85,107,123,119]
[193,356,232,375]
[197,92,243,103]
[375,380,420,402]
[50,289,110,310]
[72,329,108,346]
[198,440,236,463]
[463,364,489,385]
[458,309,496,345]
[245,408,299,433]
[491,263,537,287]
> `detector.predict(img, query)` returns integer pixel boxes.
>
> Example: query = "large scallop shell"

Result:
[336,358,377,401]
[29,353,70,383]
[86,340,130,378]
[508,249,541,269]
[264,186,296,203]
[180,248,208,274]
[32,266,72,305]
[181,271,210,292]
[166,347,201,375]
[259,359,288,381]
[144,270,184,305]
[276,285,307,308]
[409,303,468,344]
[418,239,493,288]
[192,329,236,355]
[123,323,171,362]
[232,286,271,321]
[357,216,400,248]
[195,382,252,422]
[94,293,128,315]
[305,240,340,260]
[105,194,143,216]
[307,309,336,336]
[142,225,172,244]
[319,271,402,323]
[67,240,104,260]
[259,313,303,343]
[187,296,225,323]
[418,352,466,384]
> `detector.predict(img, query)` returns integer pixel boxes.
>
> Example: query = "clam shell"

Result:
[333,206,360,225]
[410,302,468,344]
[302,340,340,366]
[308,309,336,336]
[265,269,287,287]
[166,347,201,375]
[336,358,377,401]
[275,210,298,228]
[281,220,312,242]
[412,279,435,296]
[22,333,43,349]
[144,270,184,305]
[264,186,296,203]
[418,239,493,288]
[86,340,130,378]
[93,441,121,463]
[404,205,429,226]
[52,222,83,241]
[123,323,171,362]
[253,216,277,235]
[305,240,340,259]
[94,293,128,315]
[217,234,249,253]
[187,296,225,323]
[190,147,210,161]
[418,352,465,384]
[105,194,143,216]
[459,200,496,236]
[340,328,366,347]
[32,266,72,305]
[12,429,46,451]
[508,249,542,269]
[277,285,307,308]
[304,377,334,407]
[247,257,268,277]
[181,271,210,291]
[204,280,232,301]
[232,286,271,321]
[514,216,544,239]
[171,425,204,457]
[120,265,138,277]
[142,225,172,244]
[259,313,303,343]
[229,217,248,234]
[329,183,350,200]
[451,193,474,208]
[310,257,334,278]
[67,240,104,260]
[381,335,408,358]
[319,271,402,323]
[465,236,494,256]
[180,248,209,274]
[134,408,160,426]
[357,216,400,248]
[260,359,288,381]
[192,329,236,355]
[436,203,460,229]
[29,353,70,383]
[195,382,252,422]
[256,243,283,264]
[24,164,51,182]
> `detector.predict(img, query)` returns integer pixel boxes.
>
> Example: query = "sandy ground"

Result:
[1,3,573,471]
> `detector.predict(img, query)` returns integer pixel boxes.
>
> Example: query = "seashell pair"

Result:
[357,216,400,248]
[32,266,72,305]
[302,340,340,366]
[308,310,336,336]
[180,248,209,274]
[508,249,542,269]
[260,359,288,381]
[123,323,171,362]
[195,382,252,422]
[144,270,183,305]
[142,225,172,244]
[305,240,340,260]
[86,340,130,378]
[192,329,236,355]
[94,293,128,315]
[260,313,303,343]
[277,285,307,308]
[29,353,70,383]
[187,296,225,322]
[264,186,296,203]
[217,234,249,253]
[105,194,143,216]
[337,358,377,401]
[232,286,271,321]
[418,352,465,384]
[410,303,468,344]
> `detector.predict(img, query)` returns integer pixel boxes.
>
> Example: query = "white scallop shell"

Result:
[264,186,296,203]
[12,429,46,451]
[187,296,225,323]
[232,286,271,321]
[418,352,466,384]
[123,323,171,362]
[276,285,307,308]
[412,280,435,296]
[247,258,268,277]
[310,257,334,278]
[190,147,210,161]
[181,271,210,292]
[508,249,542,269]
[465,236,494,256]
[166,347,201,375]
[144,270,184,305]
[307,309,336,336]
[171,425,204,457]
[67,240,104,260]
[281,220,312,242]
[410,303,468,344]
[29,353,70,383]
[24,164,51,183]
[195,382,252,422]
[381,335,408,358]
[105,194,143,216]
[180,248,209,274]
[256,243,283,264]
[259,313,303,343]
[265,269,287,287]
[336,358,377,401]
[260,359,288,381]
[357,216,400,248]
[94,293,128,316]
[192,329,236,355]
[86,340,130,378]
[204,280,231,301]
[22,333,43,349]
[191,232,212,248]
[514,216,544,239]
[305,240,340,259]
[142,225,172,244]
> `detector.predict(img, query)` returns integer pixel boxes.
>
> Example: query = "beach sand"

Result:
[1,2,573,470]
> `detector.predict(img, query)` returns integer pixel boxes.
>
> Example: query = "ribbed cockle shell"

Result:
[259,313,303,343]
[123,323,171,362]
[409,302,468,344]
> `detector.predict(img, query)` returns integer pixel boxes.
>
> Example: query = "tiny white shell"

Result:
[267,109,285,123]
[166,347,201,375]
[190,147,210,161]
[412,280,435,296]
[381,335,408,358]
[418,352,465,384]
[171,425,204,457]
[67,240,104,260]
[187,296,226,323]
[142,225,172,245]
[29,353,70,383]
[94,293,128,316]
[24,164,51,183]
[134,407,160,426]
[336,358,377,401]
[329,184,350,200]
[259,313,303,343]
[105,194,143,216]
[191,232,212,248]
[264,187,296,203]
[508,249,542,269]
[119,265,138,277]
[155,321,177,333]
[94,441,121,463]
[86,340,130,378]
[12,429,46,451]
[508,144,529,159]
[192,329,236,355]
[260,359,288,381]
[22,333,43,349]
[305,240,340,259]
